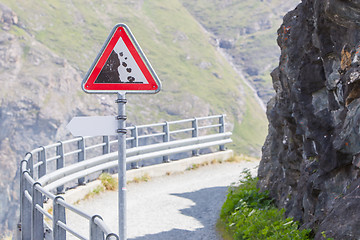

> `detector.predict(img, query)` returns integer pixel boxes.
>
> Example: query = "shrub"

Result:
[219,169,311,240]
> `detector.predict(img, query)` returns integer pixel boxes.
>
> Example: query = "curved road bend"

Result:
[66,160,259,240]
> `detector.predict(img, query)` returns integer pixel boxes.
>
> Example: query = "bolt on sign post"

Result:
[80,23,161,240]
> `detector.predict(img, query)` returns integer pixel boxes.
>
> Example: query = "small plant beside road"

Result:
[82,173,118,201]
[218,169,312,240]
[131,173,151,183]
[99,172,118,191]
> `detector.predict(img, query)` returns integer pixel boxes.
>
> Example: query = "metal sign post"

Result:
[116,92,127,240]
[73,23,161,240]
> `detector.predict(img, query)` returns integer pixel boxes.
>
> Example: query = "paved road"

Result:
[66,160,259,239]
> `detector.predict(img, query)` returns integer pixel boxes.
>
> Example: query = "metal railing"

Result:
[19,114,231,240]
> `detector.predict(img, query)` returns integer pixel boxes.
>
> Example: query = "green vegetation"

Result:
[82,173,118,201]
[180,0,300,102]
[219,169,312,239]
[99,172,118,190]
[130,173,151,184]
[231,83,268,154]
[185,161,211,171]
[321,231,334,240]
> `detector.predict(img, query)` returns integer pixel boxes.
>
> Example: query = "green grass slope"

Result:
[180,0,300,103]
[3,0,267,156]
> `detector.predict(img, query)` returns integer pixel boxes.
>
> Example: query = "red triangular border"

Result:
[82,24,161,93]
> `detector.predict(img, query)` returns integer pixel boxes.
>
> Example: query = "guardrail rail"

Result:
[19,114,232,240]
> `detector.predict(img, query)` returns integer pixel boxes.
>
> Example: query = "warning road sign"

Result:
[82,23,161,94]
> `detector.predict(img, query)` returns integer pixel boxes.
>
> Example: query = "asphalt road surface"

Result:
[66,160,259,240]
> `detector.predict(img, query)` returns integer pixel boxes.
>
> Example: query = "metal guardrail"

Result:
[19,114,231,240]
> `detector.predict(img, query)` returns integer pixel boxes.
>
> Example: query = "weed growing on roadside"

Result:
[219,169,312,240]
[131,173,151,183]
[44,207,53,224]
[83,173,118,201]
[99,172,118,191]
[186,163,200,171]
[185,161,212,171]
[225,155,259,163]
[83,185,104,200]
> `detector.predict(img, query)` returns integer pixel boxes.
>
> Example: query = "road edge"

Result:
[59,150,234,205]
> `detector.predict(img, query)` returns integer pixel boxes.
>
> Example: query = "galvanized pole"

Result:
[116,92,127,240]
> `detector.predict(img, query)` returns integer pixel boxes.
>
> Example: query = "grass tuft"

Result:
[225,155,259,163]
[82,173,118,201]
[83,185,105,200]
[131,173,151,183]
[99,172,118,191]
[219,169,312,240]
[186,162,209,170]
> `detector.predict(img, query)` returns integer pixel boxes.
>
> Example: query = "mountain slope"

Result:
[180,0,300,103]
[1,0,267,154]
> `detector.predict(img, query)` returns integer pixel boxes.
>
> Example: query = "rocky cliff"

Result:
[258,0,360,239]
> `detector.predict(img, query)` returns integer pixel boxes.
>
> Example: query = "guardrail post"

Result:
[20,161,31,240]
[28,152,34,178]
[163,121,170,163]
[131,126,139,169]
[103,136,110,155]
[102,136,110,173]
[90,215,105,240]
[78,137,85,185]
[38,147,47,179]
[192,118,199,156]
[32,183,44,240]
[56,142,65,194]
[219,115,225,151]
[53,196,66,240]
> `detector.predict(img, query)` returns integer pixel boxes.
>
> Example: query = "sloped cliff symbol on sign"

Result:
[82,23,161,94]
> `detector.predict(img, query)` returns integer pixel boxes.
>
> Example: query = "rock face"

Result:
[258,0,360,239]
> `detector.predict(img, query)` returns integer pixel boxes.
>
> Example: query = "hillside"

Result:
[0,0,296,236]
[181,0,300,104]
[1,0,270,153]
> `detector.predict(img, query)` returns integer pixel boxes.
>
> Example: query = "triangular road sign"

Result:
[82,23,161,94]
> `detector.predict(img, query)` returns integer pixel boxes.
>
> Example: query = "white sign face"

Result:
[66,116,118,136]
[82,23,161,94]
[112,37,149,84]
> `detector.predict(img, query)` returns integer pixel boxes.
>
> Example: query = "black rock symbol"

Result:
[95,50,121,83]
[127,76,135,82]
